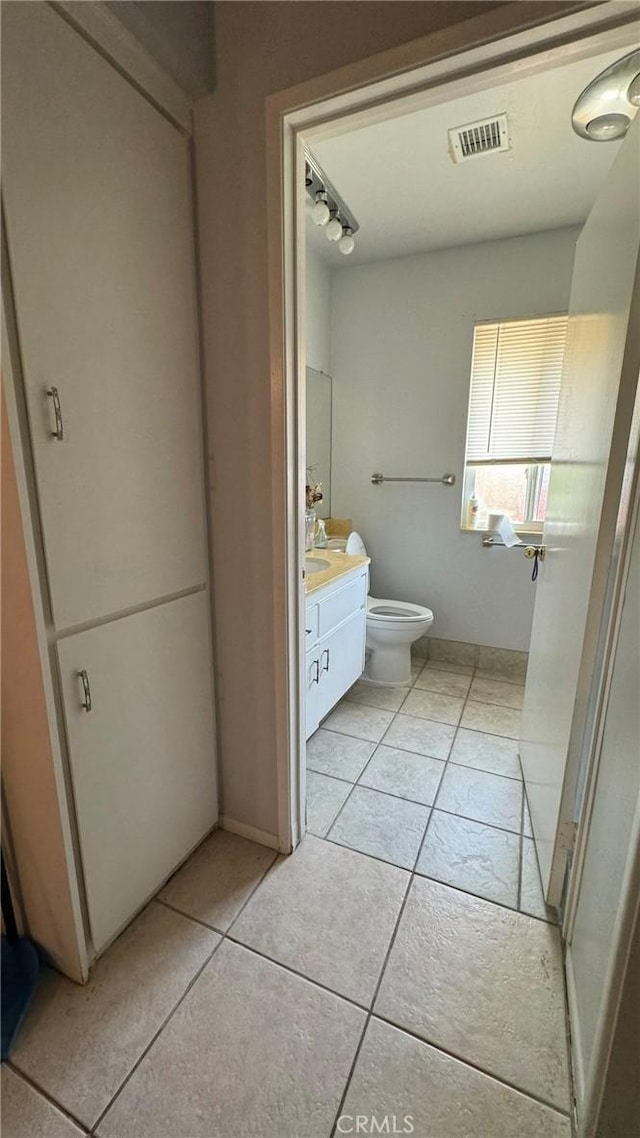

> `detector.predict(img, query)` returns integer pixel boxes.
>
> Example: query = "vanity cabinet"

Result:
[305,568,367,738]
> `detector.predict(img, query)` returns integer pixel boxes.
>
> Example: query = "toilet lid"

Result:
[368,597,433,621]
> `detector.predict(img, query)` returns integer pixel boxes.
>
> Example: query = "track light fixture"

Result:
[305,150,359,256]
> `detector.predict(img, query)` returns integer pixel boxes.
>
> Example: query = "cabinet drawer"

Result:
[318,575,366,639]
[305,603,319,646]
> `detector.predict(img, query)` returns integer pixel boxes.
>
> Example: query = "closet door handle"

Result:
[77,669,92,712]
[47,386,64,440]
[321,648,330,673]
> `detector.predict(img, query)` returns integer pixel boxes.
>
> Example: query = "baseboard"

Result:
[220,815,280,851]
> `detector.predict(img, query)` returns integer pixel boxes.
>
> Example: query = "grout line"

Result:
[5,1064,90,1135]
[88,934,225,1134]
[329,868,415,1138]
[370,1013,572,1119]
[153,896,227,937]
[224,936,371,1014]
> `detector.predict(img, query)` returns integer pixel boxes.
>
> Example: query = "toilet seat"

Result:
[367,596,433,623]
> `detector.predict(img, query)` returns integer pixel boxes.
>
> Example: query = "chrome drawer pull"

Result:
[321,648,330,673]
[311,660,320,685]
[77,669,92,712]
[47,386,64,440]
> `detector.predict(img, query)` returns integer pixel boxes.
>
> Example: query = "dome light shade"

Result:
[311,192,330,227]
[338,228,355,255]
[572,49,640,140]
[586,113,630,141]
[326,215,343,242]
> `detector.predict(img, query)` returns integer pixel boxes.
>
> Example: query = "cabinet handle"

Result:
[311,659,320,685]
[305,628,312,635]
[47,386,64,440]
[321,648,330,673]
[77,669,92,712]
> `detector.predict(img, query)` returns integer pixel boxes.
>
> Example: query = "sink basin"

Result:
[305,556,331,573]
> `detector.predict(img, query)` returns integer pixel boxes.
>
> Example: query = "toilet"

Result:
[345,532,434,685]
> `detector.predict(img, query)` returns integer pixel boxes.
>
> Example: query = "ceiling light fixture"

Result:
[572,49,640,141]
[304,151,359,256]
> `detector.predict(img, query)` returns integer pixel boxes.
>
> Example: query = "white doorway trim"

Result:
[265,0,640,855]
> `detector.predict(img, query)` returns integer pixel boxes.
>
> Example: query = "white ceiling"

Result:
[307,47,630,267]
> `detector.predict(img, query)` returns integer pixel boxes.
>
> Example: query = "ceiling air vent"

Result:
[448,114,509,163]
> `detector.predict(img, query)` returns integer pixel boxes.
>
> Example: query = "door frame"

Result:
[265,0,640,855]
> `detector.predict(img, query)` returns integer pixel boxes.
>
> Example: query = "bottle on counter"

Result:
[314,518,328,548]
[467,493,479,528]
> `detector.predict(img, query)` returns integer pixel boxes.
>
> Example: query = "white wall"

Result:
[331,227,580,651]
[305,242,332,374]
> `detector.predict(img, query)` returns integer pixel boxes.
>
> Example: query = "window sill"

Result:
[460,525,543,541]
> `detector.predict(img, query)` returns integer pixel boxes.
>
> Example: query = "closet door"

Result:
[2,3,207,630]
[57,591,217,953]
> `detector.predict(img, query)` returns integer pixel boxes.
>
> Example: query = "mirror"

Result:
[305,367,332,519]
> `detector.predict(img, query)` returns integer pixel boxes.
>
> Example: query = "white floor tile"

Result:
[521,837,557,923]
[436,764,523,832]
[414,667,472,697]
[306,771,352,838]
[375,876,570,1111]
[307,729,376,781]
[231,834,409,1006]
[341,1018,570,1138]
[416,809,520,908]
[382,714,455,761]
[358,746,445,806]
[1,1067,85,1138]
[346,680,410,712]
[469,677,525,710]
[322,702,394,743]
[329,785,430,870]
[401,688,464,726]
[158,830,276,931]
[11,904,219,1128]
[461,701,521,739]
[450,728,522,780]
[98,941,365,1138]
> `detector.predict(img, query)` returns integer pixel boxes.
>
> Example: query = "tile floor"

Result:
[310,659,553,920]
[4,660,570,1138]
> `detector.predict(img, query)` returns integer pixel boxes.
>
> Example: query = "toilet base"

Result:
[364,642,413,686]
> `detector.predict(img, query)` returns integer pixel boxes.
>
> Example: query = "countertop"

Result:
[305,548,370,596]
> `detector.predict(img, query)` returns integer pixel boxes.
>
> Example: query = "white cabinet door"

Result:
[317,610,366,723]
[2,4,207,629]
[57,591,217,952]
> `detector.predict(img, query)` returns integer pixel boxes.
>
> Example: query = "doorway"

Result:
[269,7,640,1134]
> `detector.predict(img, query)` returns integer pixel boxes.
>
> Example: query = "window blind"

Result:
[465,315,568,464]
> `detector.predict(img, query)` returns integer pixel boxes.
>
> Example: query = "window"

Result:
[461,314,568,533]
